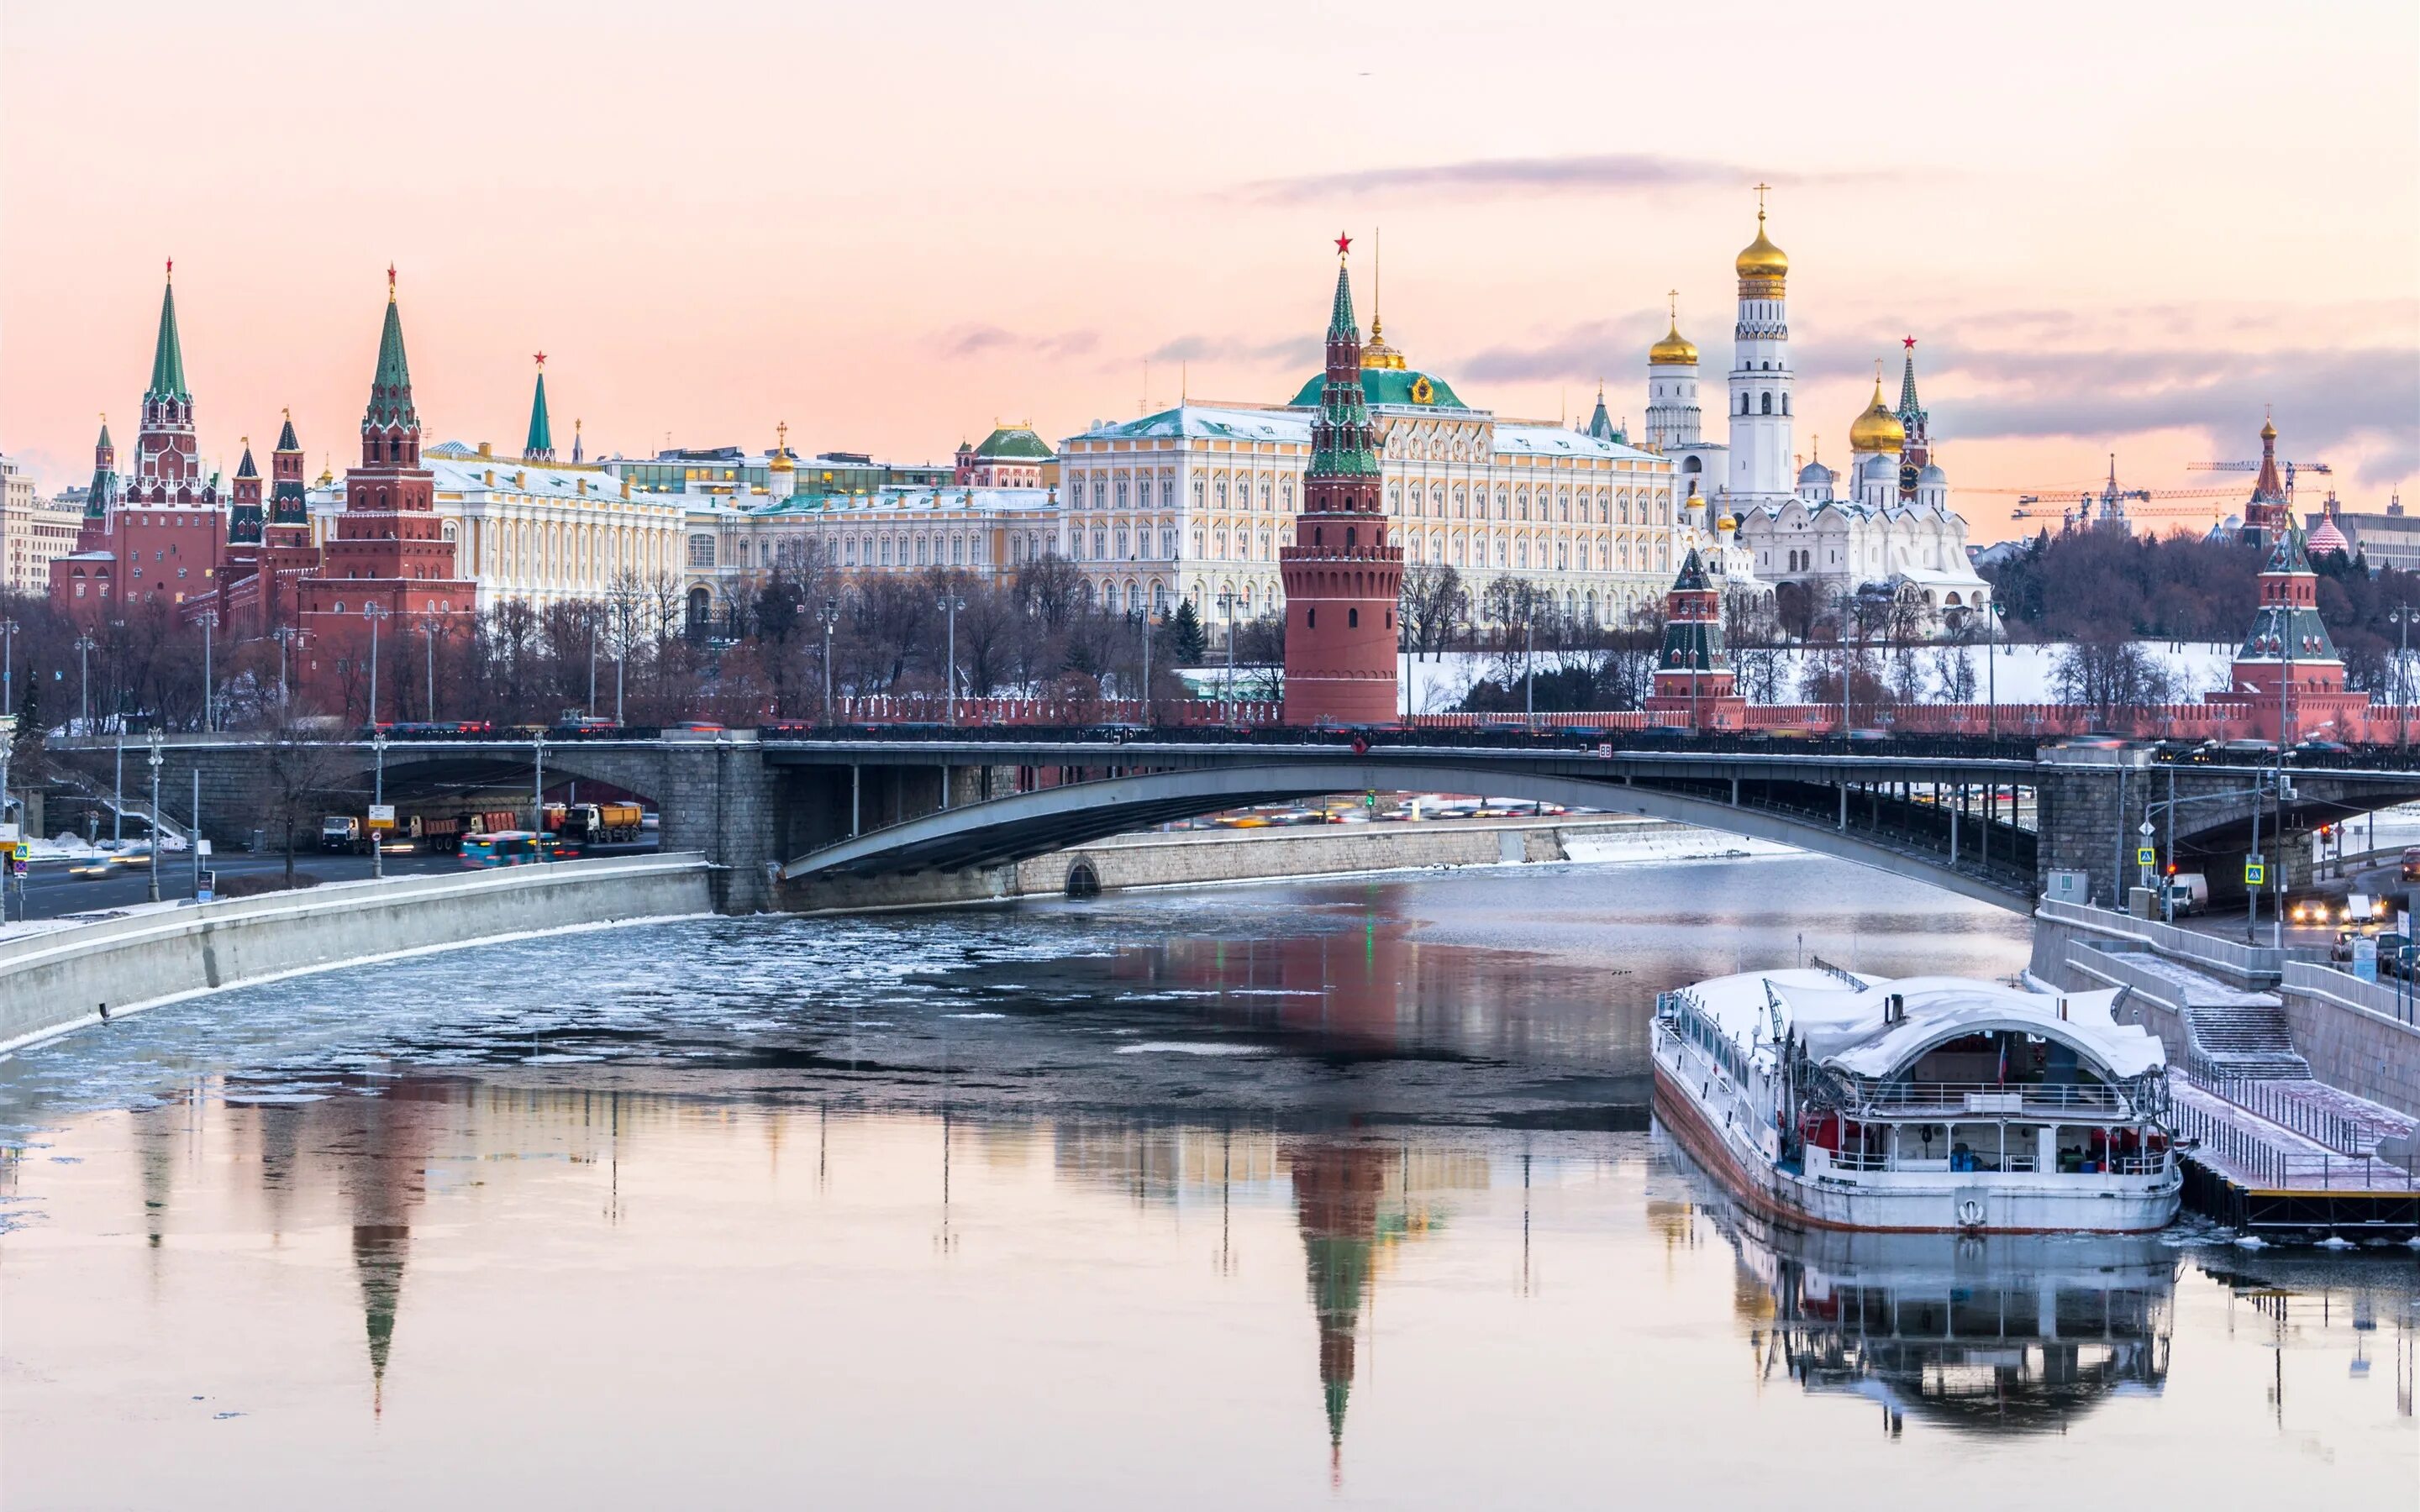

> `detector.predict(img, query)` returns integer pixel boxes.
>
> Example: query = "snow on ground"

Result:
[1394,643,2242,715]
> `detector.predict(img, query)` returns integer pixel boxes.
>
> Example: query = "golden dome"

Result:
[1848,375,1905,453]
[1717,512,1738,533]
[2260,416,2278,442]
[1649,318,1698,366]
[1735,206,1788,291]
[1360,316,1407,371]
[768,421,795,471]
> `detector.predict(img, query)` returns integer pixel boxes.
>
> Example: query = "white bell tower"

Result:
[1726,186,1794,504]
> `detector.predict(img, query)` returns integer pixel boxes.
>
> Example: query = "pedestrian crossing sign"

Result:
[2137,846,2155,867]
[2244,857,2266,886]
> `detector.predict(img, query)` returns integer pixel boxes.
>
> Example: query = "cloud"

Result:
[936,324,1098,360]
[1458,318,1658,384]
[1144,333,1318,366]
[1235,154,1896,205]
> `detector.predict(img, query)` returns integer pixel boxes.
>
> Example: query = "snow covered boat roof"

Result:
[1676,970,2165,1082]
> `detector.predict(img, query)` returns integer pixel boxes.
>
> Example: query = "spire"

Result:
[1310,238,1379,482]
[97,413,113,455]
[364,269,418,431]
[276,407,300,452]
[524,353,554,460]
[571,417,583,465]
[146,265,191,403]
[1587,383,1618,443]
[2251,409,2286,501]
[234,439,258,478]
[1896,335,1923,423]
[86,415,117,520]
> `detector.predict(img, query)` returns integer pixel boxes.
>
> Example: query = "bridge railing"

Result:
[830,695,1283,728]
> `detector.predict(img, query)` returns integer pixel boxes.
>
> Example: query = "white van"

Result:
[2165,873,2210,916]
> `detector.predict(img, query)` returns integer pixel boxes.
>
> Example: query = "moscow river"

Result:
[3,853,2413,1508]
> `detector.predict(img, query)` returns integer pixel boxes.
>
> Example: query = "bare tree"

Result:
[1398,561,1464,660]
[255,715,355,885]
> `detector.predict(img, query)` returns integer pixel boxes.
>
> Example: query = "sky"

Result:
[3,0,2416,543]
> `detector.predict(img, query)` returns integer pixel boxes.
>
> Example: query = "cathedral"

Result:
[1643,197,1989,636]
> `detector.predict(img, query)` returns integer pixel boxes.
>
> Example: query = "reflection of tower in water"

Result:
[334,1080,439,1419]
[1283,1137,1489,1480]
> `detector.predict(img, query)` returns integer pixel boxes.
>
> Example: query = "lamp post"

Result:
[274,624,301,709]
[72,633,96,734]
[145,731,163,903]
[2392,606,2417,755]
[1523,610,1536,731]
[371,730,388,879]
[197,610,217,733]
[363,602,387,730]
[1134,570,1155,726]
[818,597,840,721]
[587,610,598,719]
[938,591,965,725]
[426,619,440,721]
[1,616,16,722]
[1986,601,2006,738]
[1218,590,1237,712]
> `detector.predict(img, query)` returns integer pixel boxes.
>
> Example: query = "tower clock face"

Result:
[1898,464,1919,491]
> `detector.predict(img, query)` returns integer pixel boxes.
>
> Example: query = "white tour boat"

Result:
[1653,967,2181,1233]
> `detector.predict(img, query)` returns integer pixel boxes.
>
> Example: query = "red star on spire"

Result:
[534,351,547,368]
[1334,231,1353,256]
[1902,334,1917,350]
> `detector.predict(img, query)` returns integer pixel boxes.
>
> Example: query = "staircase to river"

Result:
[2183,1001,2313,1080]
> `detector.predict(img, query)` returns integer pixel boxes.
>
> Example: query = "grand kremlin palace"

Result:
[1058,332,1681,627]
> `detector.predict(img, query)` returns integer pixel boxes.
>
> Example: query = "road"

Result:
[4,841,660,923]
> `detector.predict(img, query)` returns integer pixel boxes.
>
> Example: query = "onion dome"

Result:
[1649,314,1697,367]
[1716,512,1738,533]
[1798,458,1836,486]
[1735,207,1787,296]
[768,421,795,472]
[1848,376,1905,453]
[2307,516,2349,557]
[2260,417,2278,442]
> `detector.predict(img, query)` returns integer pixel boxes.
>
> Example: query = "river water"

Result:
[3,853,2413,1508]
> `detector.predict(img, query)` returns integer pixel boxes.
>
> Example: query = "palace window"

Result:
[687,533,714,567]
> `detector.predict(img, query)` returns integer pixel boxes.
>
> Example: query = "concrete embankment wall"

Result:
[2030,903,2420,1119]
[0,853,714,1052]
[2276,964,2420,1118]
[777,817,1780,912]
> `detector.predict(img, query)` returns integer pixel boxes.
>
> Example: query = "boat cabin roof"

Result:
[1678,971,2165,1084]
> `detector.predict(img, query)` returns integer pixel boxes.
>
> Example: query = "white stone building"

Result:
[1060,323,1685,629]
[2,455,86,597]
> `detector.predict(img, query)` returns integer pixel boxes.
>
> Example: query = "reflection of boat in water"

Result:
[1655,1125,2178,1432]
[1654,969,2181,1232]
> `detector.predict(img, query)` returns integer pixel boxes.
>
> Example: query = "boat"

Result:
[1652,966,2181,1233]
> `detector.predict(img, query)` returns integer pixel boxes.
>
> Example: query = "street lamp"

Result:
[72,633,97,734]
[938,591,966,725]
[273,624,302,710]
[426,618,440,721]
[371,729,388,879]
[2391,606,2418,755]
[1986,601,2007,738]
[362,602,388,730]
[586,608,598,719]
[1,616,17,722]
[145,731,163,903]
[818,597,841,721]
[197,610,218,733]
[1218,590,1237,712]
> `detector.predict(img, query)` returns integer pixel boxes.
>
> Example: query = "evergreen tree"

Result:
[1166,598,1208,664]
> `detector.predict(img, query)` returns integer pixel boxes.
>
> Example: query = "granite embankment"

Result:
[0,853,714,1051]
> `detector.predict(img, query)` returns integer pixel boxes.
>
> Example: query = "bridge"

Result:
[47,727,2420,916]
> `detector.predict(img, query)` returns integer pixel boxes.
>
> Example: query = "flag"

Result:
[1996,1036,2007,1085]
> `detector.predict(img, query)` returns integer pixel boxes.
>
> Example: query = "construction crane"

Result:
[2189,456,2333,496]
[1963,455,2235,530]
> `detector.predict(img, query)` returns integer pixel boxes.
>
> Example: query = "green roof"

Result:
[364,291,418,429]
[146,278,190,402]
[1287,367,1470,411]
[525,371,554,456]
[972,425,1053,461]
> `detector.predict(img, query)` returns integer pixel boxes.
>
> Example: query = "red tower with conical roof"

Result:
[1280,236,1403,725]
[296,270,474,717]
[1643,548,1747,730]
[258,411,318,633]
[2242,415,2290,541]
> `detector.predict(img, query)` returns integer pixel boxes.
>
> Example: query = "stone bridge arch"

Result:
[781,759,2033,911]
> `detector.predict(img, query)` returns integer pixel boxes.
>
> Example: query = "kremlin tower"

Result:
[1894,337,1931,499]
[260,410,318,631]
[295,270,474,718]
[524,354,555,462]
[1643,548,1747,730]
[2203,524,2366,740]
[1279,235,1403,726]
[1725,190,1794,505]
[223,438,264,600]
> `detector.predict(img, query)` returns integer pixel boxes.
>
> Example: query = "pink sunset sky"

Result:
[3,0,2415,543]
